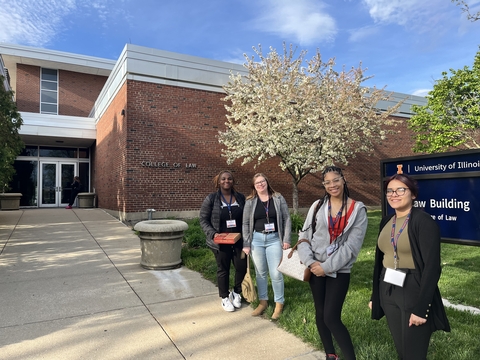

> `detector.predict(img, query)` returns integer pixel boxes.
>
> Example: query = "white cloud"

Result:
[348,25,380,43]
[0,0,128,47]
[0,0,77,46]
[361,0,453,32]
[412,88,431,97]
[252,0,337,45]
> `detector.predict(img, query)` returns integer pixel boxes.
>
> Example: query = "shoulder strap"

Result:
[287,239,311,259]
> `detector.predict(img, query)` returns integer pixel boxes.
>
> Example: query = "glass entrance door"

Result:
[40,162,76,207]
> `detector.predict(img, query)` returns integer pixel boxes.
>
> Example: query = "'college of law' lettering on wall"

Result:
[141,161,197,169]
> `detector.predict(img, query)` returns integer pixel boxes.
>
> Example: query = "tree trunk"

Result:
[292,181,299,214]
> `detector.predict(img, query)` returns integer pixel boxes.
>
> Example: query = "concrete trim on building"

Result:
[19,112,96,147]
[0,42,115,95]
[90,44,248,121]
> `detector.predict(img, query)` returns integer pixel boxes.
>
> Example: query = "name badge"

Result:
[264,223,275,232]
[327,243,338,256]
[383,268,406,287]
[226,220,237,228]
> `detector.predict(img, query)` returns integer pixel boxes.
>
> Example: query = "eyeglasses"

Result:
[322,176,343,186]
[386,188,409,197]
[254,180,267,186]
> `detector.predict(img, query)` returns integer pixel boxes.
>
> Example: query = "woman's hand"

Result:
[409,313,427,327]
[309,261,326,277]
[243,247,250,255]
[282,242,291,250]
[368,301,372,310]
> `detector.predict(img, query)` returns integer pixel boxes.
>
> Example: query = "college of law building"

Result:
[0,42,426,221]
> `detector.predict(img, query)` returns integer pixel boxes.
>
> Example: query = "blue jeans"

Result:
[251,231,284,303]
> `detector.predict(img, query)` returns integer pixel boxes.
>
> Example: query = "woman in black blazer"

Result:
[369,173,450,360]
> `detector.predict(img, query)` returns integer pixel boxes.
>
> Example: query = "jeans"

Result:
[251,231,284,303]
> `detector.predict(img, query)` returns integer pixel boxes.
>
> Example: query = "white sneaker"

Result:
[221,297,235,312]
[229,291,242,309]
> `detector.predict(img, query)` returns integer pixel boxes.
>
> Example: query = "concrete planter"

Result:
[134,219,188,270]
[0,193,22,210]
[77,193,96,208]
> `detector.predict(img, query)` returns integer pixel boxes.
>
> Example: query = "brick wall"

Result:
[15,64,107,116]
[16,64,40,112]
[93,79,419,215]
[95,82,128,211]
[59,70,107,116]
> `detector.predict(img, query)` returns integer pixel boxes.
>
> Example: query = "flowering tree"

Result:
[219,44,402,213]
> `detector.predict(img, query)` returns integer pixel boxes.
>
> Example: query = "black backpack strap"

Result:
[311,196,326,233]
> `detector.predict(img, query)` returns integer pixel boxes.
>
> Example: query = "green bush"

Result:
[290,212,306,233]
[183,218,207,249]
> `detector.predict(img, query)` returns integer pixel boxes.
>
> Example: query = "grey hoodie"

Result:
[297,199,367,275]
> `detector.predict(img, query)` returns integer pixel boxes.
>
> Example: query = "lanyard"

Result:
[261,198,270,223]
[328,201,344,242]
[220,192,233,220]
[390,212,411,269]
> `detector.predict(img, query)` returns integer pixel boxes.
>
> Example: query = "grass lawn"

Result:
[181,211,480,359]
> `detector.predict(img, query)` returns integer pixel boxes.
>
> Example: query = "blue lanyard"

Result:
[261,198,270,223]
[390,212,410,269]
[220,192,233,220]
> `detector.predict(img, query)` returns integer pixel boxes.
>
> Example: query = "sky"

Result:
[0,0,479,96]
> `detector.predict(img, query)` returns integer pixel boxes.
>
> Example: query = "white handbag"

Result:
[277,239,311,282]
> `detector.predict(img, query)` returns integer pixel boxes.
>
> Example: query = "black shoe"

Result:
[326,354,339,360]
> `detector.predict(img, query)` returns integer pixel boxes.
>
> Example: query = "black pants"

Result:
[212,241,247,298]
[309,273,356,360]
[379,269,433,360]
[69,190,80,206]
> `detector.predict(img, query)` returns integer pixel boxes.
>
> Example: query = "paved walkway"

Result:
[0,208,325,360]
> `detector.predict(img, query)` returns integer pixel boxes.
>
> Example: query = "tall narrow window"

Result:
[41,68,58,114]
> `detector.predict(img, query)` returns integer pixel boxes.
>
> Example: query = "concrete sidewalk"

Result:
[0,209,324,360]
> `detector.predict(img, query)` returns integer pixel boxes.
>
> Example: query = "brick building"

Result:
[0,43,425,220]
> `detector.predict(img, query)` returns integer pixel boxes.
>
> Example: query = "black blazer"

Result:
[371,207,450,332]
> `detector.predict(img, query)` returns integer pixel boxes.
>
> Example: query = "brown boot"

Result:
[251,300,268,316]
[271,302,284,320]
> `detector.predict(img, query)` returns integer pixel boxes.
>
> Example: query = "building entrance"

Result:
[40,161,77,207]
[11,145,90,208]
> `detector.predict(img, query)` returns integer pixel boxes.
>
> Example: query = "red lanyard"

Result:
[328,201,344,242]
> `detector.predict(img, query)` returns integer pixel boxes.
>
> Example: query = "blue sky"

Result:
[0,0,479,96]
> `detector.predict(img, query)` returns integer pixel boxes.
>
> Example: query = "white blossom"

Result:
[219,43,402,212]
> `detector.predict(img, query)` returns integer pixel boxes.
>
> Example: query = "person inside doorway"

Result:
[66,176,82,209]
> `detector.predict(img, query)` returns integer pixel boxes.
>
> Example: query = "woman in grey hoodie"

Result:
[297,166,367,360]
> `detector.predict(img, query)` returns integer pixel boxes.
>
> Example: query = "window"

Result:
[41,68,58,114]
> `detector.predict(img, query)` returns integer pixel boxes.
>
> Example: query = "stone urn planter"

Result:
[0,193,22,210]
[77,192,96,208]
[134,219,188,270]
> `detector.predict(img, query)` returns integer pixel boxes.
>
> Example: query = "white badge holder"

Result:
[383,268,406,287]
[264,223,275,232]
[226,219,236,228]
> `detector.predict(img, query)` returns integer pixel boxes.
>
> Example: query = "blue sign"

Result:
[381,149,480,246]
